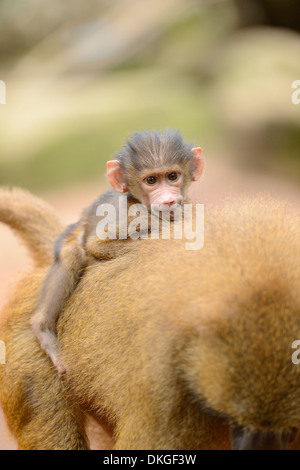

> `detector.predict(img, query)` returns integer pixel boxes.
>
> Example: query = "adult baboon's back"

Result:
[0,188,300,449]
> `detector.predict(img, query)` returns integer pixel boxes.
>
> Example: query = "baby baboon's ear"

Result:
[190,148,204,181]
[107,160,128,193]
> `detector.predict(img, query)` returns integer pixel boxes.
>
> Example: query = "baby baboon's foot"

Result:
[57,363,68,378]
[48,352,67,378]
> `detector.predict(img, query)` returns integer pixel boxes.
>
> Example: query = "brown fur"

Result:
[0,190,300,449]
[0,187,62,267]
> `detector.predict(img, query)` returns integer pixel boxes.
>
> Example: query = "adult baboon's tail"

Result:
[0,187,63,267]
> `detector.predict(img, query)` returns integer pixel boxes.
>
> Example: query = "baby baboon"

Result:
[31,130,204,375]
[0,189,300,450]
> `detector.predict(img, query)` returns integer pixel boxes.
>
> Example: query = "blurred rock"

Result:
[234,0,300,32]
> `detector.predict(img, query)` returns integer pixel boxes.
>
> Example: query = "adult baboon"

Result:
[0,188,300,450]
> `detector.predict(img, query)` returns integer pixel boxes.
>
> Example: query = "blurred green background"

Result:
[0,0,299,192]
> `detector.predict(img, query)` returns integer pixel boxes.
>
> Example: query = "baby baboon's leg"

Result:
[31,243,87,375]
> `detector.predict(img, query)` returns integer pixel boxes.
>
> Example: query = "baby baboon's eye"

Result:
[146,176,157,185]
[168,172,178,181]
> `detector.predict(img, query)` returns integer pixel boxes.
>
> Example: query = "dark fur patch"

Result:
[116,129,194,173]
[54,222,80,262]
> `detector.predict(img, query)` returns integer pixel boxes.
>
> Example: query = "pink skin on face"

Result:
[139,173,184,208]
[106,147,204,209]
